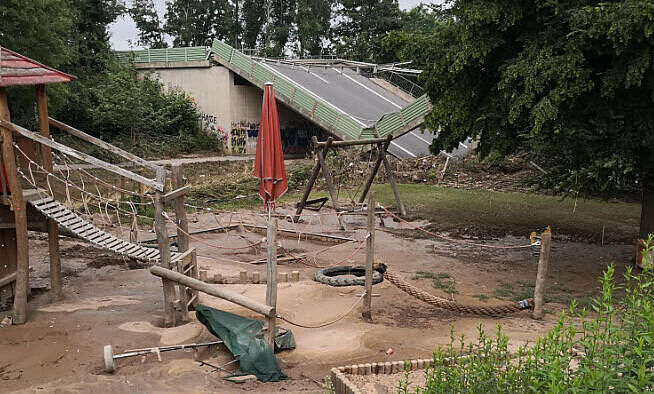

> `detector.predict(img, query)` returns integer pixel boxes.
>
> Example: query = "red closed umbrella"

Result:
[254,82,287,212]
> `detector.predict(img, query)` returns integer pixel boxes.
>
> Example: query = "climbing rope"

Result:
[380,265,532,315]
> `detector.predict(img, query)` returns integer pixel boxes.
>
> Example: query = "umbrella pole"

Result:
[265,208,278,350]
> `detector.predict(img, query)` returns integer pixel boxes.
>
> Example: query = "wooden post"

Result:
[36,85,62,302]
[154,167,176,326]
[362,191,375,322]
[293,151,323,222]
[379,137,406,216]
[171,164,189,252]
[265,218,278,350]
[0,87,29,324]
[314,137,346,230]
[533,229,552,320]
[358,145,384,205]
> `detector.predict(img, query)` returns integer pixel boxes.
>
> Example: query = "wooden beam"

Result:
[0,87,29,324]
[153,168,176,326]
[36,85,62,302]
[358,138,388,204]
[0,272,16,288]
[379,137,406,216]
[1,119,164,191]
[48,117,163,173]
[163,185,190,202]
[150,265,274,317]
[533,229,552,320]
[362,191,375,322]
[314,136,346,230]
[293,143,326,222]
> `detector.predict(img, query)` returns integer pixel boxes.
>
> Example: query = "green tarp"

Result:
[195,304,288,382]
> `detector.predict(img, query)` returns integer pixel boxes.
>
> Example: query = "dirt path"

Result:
[0,209,636,393]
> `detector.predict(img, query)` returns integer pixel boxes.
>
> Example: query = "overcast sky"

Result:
[109,0,440,50]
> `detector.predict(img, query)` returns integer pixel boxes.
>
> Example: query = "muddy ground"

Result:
[0,205,636,393]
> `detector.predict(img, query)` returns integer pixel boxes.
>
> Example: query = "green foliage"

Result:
[412,271,457,294]
[334,0,401,63]
[295,0,332,56]
[409,261,654,393]
[84,65,217,157]
[241,0,265,49]
[130,0,167,48]
[0,0,75,124]
[263,0,297,56]
[405,0,654,197]
[164,0,234,47]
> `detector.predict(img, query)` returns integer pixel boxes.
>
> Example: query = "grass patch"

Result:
[494,281,595,308]
[366,183,640,242]
[472,294,489,302]
[413,271,457,294]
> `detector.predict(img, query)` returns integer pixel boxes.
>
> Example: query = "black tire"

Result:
[314,265,383,287]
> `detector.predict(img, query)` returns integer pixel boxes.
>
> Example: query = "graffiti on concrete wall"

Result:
[231,121,257,154]
[230,121,323,155]
[201,112,228,144]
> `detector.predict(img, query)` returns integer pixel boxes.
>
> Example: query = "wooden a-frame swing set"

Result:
[294,134,407,230]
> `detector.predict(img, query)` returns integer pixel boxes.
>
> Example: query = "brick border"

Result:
[330,358,435,394]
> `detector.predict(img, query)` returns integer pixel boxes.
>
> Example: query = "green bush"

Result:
[403,240,654,393]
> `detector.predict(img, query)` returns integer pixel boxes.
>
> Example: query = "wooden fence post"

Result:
[362,191,375,322]
[265,218,278,349]
[36,84,62,302]
[0,87,29,324]
[533,229,552,320]
[154,167,177,326]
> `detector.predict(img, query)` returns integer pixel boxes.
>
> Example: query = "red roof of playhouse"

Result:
[0,46,74,87]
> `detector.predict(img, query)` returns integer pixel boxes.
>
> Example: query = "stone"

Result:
[225,374,257,383]
[252,272,260,284]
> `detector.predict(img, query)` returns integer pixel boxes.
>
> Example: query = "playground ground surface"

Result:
[0,160,641,393]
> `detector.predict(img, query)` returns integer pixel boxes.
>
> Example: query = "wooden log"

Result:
[163,185,190,202]
[362,191,375,322]
[171,165,189,253]
[533,229,552,319]
[265,218,278,349]
[314,136,346,230]
[0,88,29,324]
[149,266,274,317]
[0,119,164,191]
[48,117,162,173]
[153,168,176,326]
[36,85,62,302]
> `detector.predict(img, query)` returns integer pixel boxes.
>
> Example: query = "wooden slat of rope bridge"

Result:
[28,195,180,263]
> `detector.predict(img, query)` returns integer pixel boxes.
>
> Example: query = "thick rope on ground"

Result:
[381,267,532,316]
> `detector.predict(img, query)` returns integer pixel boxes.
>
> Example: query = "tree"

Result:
[406,1,654,243]
[164,0,235,47]
[296,0,333,56]
[0,0,75,123]
[263,0,297,57]
[131,0,168,48]
[241,0,265,50]
[334,0,401,63]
